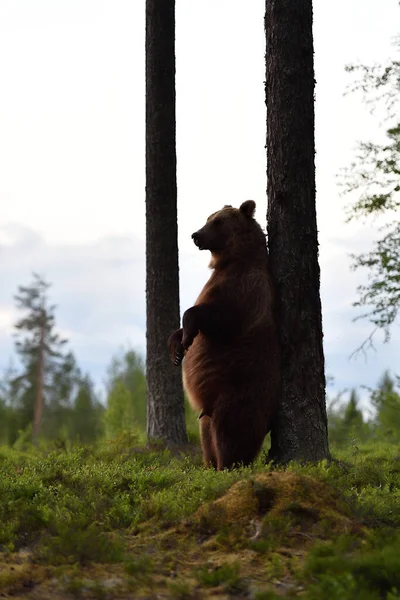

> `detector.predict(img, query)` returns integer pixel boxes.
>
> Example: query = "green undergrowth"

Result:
[0,437,399,598]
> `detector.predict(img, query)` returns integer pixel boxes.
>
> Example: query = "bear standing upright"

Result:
[168,200,280,470]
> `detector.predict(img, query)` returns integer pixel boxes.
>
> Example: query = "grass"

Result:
[0,436,400,598]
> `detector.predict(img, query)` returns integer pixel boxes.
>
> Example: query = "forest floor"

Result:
[1,435,400,599]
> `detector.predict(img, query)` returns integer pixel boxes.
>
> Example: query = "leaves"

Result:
[342,127,400,221]
[344,40,400,119]
[350,224,400,338]
[341,34,400,338]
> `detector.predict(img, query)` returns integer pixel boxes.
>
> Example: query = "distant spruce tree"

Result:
[371,371,400,439]
[103,348,147,439]
[327,389,370,447]
[0,362,20,444]
[70,375,104,444]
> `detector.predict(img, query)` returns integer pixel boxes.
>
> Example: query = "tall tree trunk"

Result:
[145,0,187,444]
[33,313,45,446]
[265,0,329,463]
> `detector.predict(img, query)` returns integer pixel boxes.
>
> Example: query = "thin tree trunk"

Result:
[145,0,187,444]
[265,0,329,463]
[33,314,45,445]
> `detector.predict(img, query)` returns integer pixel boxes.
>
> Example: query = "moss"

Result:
[0,565,38,595]
[167,579,195,599]
[34,524,125,566]
[253,591,280,600]
[123,554,153,578]
[195,562,247,594]
[184,470,360,557]
[300,531,400,599]
[0,440,400,598]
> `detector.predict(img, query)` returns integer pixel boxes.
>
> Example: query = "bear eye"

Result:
[213,217,223,226]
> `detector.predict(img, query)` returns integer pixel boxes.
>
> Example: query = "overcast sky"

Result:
[0,0,399,408]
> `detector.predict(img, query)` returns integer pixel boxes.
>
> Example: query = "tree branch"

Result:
[349,328,378,361]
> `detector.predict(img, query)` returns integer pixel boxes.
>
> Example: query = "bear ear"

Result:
[240,200,256,218]
[223,204,233,209]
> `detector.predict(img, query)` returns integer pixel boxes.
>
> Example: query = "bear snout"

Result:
[191,231,202,249]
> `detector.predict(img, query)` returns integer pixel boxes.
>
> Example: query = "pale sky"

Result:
[0,0,399,408]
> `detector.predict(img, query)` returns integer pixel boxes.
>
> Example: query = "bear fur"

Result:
[168,200,280,470]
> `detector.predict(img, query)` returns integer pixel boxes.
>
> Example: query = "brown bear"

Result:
[168,200,280,470]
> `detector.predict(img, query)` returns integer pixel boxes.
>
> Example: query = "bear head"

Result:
[191,200,267,268]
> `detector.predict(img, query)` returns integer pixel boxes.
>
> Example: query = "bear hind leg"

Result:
[213,412,266,471]
[200,416,218,469]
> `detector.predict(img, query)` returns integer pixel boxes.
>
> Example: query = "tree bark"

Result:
[265,0,329,463]
[145,0,187,444]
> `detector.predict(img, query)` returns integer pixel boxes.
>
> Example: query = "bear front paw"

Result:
[168,329,185,367]
[182,308,199,350]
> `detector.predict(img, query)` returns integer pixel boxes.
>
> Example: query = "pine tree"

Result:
[145,0,187,444]
[12,273,69,444]
[265,0,329,462]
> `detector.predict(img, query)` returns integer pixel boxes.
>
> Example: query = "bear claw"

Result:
[174,349,184,366]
